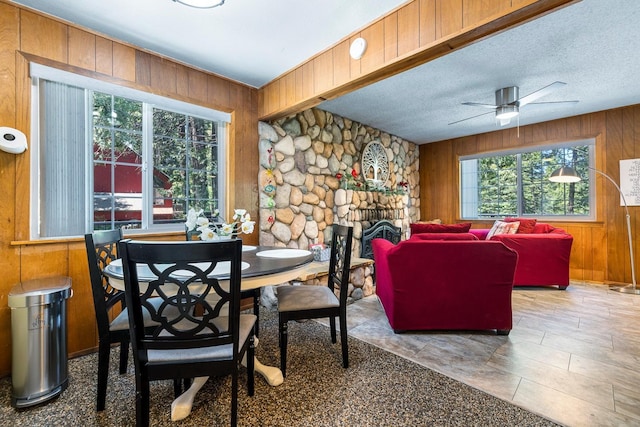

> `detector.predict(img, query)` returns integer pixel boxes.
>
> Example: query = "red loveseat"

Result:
[372,238,518,334]
[469,223,573,289]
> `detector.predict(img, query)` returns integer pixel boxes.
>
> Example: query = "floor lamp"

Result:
[549,166,640,295]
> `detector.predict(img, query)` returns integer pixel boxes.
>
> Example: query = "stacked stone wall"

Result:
[257,108,420,297]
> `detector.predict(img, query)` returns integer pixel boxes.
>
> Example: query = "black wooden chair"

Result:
[84,229,128,411]
[276,224,353,377]
[119,239,255,427]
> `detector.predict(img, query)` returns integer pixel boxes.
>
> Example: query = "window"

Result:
[460,141,594,220]
[30,64,229,239]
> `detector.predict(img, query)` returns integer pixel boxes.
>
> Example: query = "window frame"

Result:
[459,139,596,221]
[29,63,230,240]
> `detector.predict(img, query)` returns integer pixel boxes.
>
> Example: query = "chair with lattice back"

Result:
[84,228,127,411]
[120,238,255,426]
[276,224,353,377]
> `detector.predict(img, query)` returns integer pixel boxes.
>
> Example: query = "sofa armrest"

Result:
[490,233,573,286]
[371,238,396,318]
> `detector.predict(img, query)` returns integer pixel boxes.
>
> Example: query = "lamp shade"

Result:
[549,166,581,183]
[173,0,225,8]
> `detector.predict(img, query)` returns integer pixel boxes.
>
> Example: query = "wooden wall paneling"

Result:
[19,243,68,279]
[590,225,607,282]
[20,10,68,63]
[604,109,626,283]
[95,36,113,76]
[0,3,18,124]
[563,224,583,280]
[112,42,135,82]
[360,20,385,75]
[333,40,351,87]
[14,55,29,242]
[278,72,288,110]
[187,68,208,103]
[436,0,463,39]
[565,114,583,139]
[397,1,420,57]
[263,80,280,116]
[135,51,177,94]
[419,0,437,46]
[209,74,231,109]
[545,117,568,141]
[294,66,305,102]
[383,13,398,63]
[348,34,363,80]
[67,243,97,355]
[463,0,512,27]
[67,27,95,71]
[281,71,296,108]
[456,135,479,156]
[302,60,315,100]
[0,3,19,374]
[313,50,333,95]
[176,64,190,98]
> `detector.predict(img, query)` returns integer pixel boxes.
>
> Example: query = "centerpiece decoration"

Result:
[185,208,255,241]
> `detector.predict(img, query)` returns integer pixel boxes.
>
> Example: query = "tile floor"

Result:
[338,282,640,427]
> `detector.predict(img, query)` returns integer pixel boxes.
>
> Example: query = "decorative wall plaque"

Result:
[362,141,389,188]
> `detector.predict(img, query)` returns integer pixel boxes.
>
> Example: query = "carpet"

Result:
[0,309,558,426]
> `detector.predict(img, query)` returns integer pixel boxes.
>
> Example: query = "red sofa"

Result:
[372,238,518,334]
[469,223,573,289]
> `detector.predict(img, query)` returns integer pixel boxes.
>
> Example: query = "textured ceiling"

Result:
[10,0,640,144]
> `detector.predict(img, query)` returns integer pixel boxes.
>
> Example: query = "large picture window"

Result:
[30,64,229,239]
[460,141,594,220]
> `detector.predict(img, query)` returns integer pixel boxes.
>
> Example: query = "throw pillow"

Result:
[486,220,520,240]
[504,217,537,234]
[410,222,472,235]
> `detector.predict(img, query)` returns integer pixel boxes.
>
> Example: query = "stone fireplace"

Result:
[257,108,420,297]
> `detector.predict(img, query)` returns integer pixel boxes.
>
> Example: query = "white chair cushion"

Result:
[277,285,339,312]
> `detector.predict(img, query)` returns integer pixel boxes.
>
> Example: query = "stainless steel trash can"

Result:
[8,276,72,408]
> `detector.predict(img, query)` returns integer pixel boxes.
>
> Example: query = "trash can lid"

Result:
[8,276,72,308]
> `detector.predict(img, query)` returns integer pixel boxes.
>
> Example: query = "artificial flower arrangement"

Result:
[185,208,255,241]
[336,169,362,190]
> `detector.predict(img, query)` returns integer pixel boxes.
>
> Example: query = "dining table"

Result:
[102,243,314,421]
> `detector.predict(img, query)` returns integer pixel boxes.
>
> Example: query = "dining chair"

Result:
[84,229,128,411]
[119,238,255,427]
[276,224,353,377]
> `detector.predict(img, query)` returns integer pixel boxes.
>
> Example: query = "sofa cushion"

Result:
[504,217,537,234]
[410,232,478,241]
[486,220,520,239]
[410,222,472,235]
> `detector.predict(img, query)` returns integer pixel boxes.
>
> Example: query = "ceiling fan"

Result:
[449,81,578,126]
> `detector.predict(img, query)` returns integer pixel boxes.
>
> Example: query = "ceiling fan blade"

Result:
[462,102,498,109]
[518,81,566,106]
[526,100,579,106]
[448,110,495,125]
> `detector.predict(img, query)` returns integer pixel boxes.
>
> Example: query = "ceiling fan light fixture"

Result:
[173,0,225,9]
[495,105,519,120]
